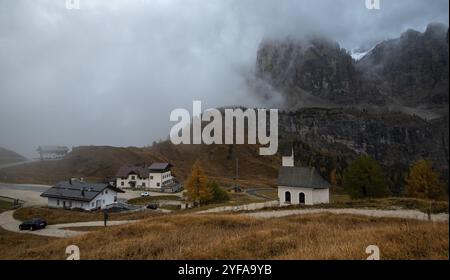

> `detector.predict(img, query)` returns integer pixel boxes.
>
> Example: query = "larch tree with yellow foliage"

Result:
[405,159,445,220]
[184,161,213,207]
[405,159,444,199]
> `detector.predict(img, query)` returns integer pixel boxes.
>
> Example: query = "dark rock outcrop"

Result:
[256,37,380,106]
[358,22,449,109]
[255,23,449,116]
[278,108,449,194]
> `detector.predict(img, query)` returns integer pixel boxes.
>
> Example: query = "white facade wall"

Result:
[47,189,119,211]
[149,172,161,188]
[115,169,174,191]
[149,171,172,189]
[312,188,329,204]
[116,174,148,189]
[48,198,90,210]
[278,186,329,206]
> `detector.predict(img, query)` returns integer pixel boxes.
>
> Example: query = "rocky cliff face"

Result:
[255,23,449,116]
[358,23,449,110]
[256,37,379,106]
[278,108,449,194]
[280,108,448,167]
[254,23,449,192]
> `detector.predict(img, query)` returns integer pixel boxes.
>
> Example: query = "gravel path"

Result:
[0,210,136,238]
[245,208,449,222]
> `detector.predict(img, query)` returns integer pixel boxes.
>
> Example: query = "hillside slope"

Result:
[0,144,279,187]
[0,147,26,166]
[0,107,447,194]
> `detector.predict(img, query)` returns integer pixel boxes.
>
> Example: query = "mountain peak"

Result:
[254,23,449,115]
[424,22,448,38]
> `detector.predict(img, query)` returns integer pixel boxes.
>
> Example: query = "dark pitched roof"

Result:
[41,181,124,202]
[278,167,330,189]
[149,163,172,172]
[116,165,149,179]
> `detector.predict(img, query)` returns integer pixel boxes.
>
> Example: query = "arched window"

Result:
[285,191,291,203]
[299,192,305,204]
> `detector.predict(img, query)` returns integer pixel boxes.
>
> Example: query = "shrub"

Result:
[343,156,390,199]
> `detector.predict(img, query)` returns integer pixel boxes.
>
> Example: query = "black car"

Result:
[146,203,158,210]
[19,218,47,231]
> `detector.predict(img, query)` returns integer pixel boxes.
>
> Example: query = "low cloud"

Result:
[0,0,448,157]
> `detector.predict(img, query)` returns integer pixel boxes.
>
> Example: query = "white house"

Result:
[115,165,150,189]
[116,163,182,193]
[37,146,69,160]
[278,146,330,206]
[41,179,124,211]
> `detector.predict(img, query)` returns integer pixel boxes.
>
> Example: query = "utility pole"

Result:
[236,157,239,182]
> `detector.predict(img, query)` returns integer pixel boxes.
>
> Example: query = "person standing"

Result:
[103,210,109,227]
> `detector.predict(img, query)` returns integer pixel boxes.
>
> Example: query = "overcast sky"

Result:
[0,0,448,158]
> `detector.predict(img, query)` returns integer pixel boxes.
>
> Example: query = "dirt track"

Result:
[245,208,449,222]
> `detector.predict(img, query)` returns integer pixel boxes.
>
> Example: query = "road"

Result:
[0,183,50,206]
[245,188,276,200]
[0,210,137,238]
[0,160,35,170]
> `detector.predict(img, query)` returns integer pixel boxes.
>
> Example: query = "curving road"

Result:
[0,160,36,170]
[0,210,137,238]
[245,188,276,200]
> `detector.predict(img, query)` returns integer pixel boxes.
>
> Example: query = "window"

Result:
[92,202,94,207]
[142,182,146,187]
[121,181,124,186]
[157,183,160,187]
[285,191,291,204]
[299,193,305,204]
[57,200,60,206]
[105,190,108,194]
[131,176,135,180]
[102,199,105,204]
[150,176,153,180]
[114,196,117,202]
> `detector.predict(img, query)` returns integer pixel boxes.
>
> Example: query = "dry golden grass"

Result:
[0,143,278,187]
[63,226,106,232]
[0,228,52,259]
[1,213,447,260]
[14,207,162,225]
[0,200,13,213]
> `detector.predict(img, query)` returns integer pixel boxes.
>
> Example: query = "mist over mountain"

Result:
[253,23,449,119]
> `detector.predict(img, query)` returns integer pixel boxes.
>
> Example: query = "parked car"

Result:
[146,203,158,210]
[19,218,47,231]
[141,192,150,197]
